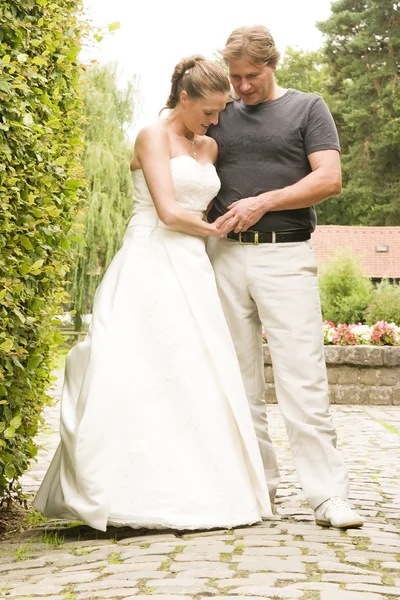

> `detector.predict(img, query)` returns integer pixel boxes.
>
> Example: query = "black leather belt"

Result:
[227,229,310,245]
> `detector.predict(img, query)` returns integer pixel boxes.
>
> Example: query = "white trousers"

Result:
[207,237,349,510]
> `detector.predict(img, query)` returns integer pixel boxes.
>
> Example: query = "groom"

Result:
[207,25,364,529]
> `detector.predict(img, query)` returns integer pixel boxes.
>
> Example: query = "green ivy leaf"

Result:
[0,339,13,352]
[4,463,16,480]
[18,263,30,276]
[0,0,85,504]
[13,308,26,324]
[3,427,15,440]
[0,80,11,93]
[65,178,82,190]
[32,56,47,66]
[20,236,34,250]
[23,113,34,126]
[30,259,44,272]
[10,415,22,429]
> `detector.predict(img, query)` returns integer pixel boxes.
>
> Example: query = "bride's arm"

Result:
[134,126,223,238]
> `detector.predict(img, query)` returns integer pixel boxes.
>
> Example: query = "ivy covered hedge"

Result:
[0,0,85,502]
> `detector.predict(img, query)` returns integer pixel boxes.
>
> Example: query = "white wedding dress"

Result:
[33,155,272,531]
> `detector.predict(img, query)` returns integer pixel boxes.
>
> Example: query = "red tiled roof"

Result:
[311,226,400,278]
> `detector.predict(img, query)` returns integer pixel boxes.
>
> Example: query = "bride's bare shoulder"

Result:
[135,122,169,147]
[130,122,170,171]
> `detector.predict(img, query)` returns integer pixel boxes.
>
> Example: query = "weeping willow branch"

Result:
[68,63,137,327]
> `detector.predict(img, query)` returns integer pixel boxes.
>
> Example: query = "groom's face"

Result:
[228,58,276,106]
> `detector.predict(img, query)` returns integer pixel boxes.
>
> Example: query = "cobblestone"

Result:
[1,371,399,599]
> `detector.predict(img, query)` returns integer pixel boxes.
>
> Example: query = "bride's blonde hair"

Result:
[162,55,230,112]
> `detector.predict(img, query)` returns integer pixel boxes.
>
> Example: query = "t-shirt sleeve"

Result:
[304,96,341,156]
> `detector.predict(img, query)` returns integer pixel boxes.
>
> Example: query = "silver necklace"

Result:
[166,117,196,159]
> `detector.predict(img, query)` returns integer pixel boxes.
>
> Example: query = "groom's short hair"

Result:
[220,25,281,68]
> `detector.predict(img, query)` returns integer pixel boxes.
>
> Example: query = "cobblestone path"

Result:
[1,372,400,600]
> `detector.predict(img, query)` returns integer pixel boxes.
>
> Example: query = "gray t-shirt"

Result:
[207,89,340,232]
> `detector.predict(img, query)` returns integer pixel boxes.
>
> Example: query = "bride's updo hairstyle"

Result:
[163,54,230,110]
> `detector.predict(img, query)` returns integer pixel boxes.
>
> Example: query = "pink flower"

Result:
[323,320,336,328]
[370,321,398,346]
[332,324,358,346]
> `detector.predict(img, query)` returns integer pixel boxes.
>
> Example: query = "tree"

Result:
[68,63,137,328]
[317,0,400,225]
[276,47,329,97]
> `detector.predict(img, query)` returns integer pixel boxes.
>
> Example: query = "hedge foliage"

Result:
[0,0,85,502]
[319,250,373,325]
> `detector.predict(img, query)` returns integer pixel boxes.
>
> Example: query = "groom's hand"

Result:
[214,196,267,235]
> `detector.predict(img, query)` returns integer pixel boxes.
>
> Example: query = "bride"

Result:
[33,55,272,531]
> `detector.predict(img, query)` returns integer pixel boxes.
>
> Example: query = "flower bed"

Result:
[262,321,400,405]
[323,321,400,346]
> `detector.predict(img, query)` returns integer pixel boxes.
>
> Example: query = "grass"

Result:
[382,574,395,585]
[301,593,320,600]
[377,420,400,436]
[352,536,370,551]
[233,543,244,555]
[335,550,347,561]
[70,547,90,556]
[14,544,33,561]
[40,531,65,547]
[137,580,156,594]
[24,509,48,529]
[219,552,232,563]
[108,552,121,564]
[65,520,84,529]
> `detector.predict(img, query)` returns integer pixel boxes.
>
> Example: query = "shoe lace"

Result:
[329,497,351,510]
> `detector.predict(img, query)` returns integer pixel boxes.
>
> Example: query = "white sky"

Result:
[82,0,335,138]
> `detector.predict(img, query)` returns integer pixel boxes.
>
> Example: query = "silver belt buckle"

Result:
[239,230,259,245]
[271,231,277,243]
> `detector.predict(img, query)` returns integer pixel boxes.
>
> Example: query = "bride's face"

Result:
[181,92,228,135]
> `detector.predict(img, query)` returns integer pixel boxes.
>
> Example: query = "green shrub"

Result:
[0,0,85,502]
[318,249,373,324]
[365,280,400,326]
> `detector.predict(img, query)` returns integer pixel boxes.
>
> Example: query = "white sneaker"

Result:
[314,497,364,529]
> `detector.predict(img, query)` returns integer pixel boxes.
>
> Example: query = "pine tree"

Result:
[317,0,400,225]
[69,63,136,328]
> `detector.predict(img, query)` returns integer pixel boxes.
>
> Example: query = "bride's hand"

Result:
[208,224,226,238]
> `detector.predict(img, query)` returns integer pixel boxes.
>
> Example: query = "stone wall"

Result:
[264,345,400,405]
